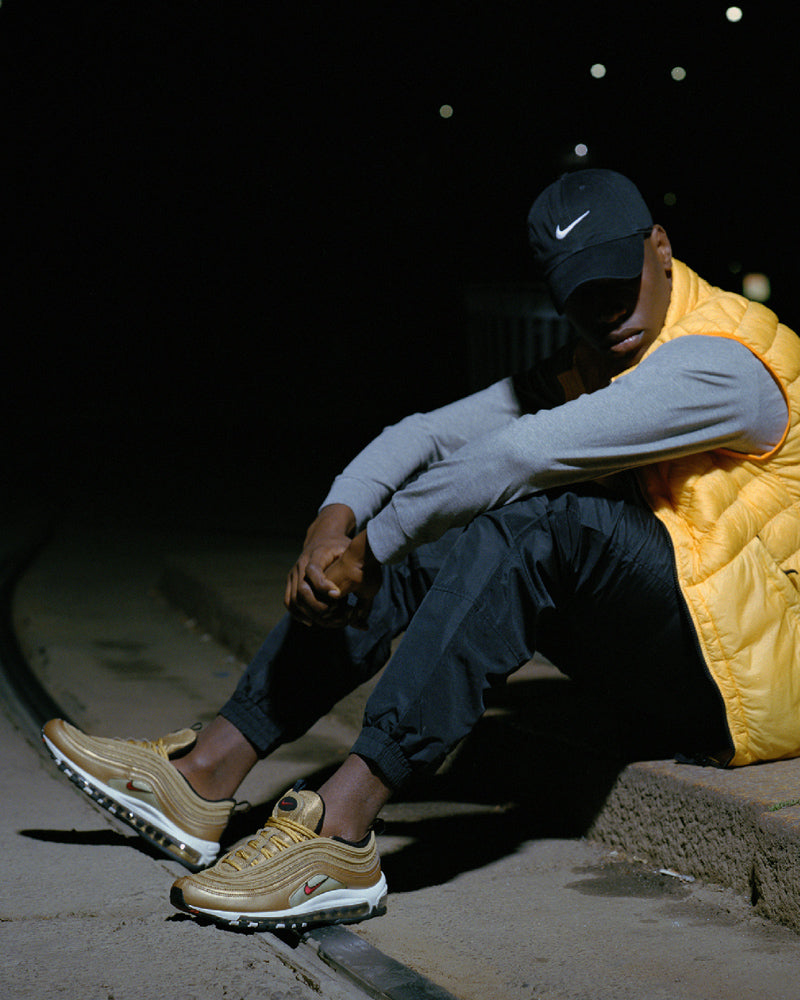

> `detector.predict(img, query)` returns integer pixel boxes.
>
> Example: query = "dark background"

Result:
[2,2,797,527]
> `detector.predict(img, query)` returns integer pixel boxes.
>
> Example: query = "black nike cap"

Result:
[527,169,653,313]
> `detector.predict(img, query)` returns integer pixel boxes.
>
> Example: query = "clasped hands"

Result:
[284,505,382,629]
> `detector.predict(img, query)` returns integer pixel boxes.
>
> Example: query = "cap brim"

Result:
[547,233,646,313]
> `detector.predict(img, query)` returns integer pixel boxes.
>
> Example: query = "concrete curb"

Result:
[158,551,800,936]
[159,563,269,666]
[590,757,800,932]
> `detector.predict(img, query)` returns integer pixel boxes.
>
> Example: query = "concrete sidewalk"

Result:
[8,488,800,998]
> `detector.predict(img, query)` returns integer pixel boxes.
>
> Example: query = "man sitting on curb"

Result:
[43,168,800,932]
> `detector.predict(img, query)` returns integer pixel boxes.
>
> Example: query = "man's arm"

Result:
[284,377,527,626]
[365,336,788,564]
[320,377,524,530]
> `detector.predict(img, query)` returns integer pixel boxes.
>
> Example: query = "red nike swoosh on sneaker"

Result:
[126,779,151,792]
[303,876,327,896]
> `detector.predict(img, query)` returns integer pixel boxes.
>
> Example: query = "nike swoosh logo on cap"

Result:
[555,209,590,240]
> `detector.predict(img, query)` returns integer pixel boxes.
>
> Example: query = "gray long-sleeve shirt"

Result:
[321,336,788,563]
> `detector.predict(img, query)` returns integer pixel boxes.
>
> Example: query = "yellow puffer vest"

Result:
[633,260,800,765]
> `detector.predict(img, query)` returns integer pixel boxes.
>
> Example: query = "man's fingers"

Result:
[284,554,310,609]
[284,562,349,628]
[294,578,334,613]
[305,562,340,599]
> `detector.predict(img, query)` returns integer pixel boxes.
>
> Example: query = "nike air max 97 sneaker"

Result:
[171,785,387,930]
[42,719,234,870]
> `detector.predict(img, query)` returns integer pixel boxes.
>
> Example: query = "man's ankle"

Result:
[317,754,392,841]
[170,716,258,801]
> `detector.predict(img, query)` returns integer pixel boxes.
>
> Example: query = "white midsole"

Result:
[192,875,389,922]
[42,732,219,866]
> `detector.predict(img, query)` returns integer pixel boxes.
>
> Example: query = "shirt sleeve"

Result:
[366,335,788,563]
[320,377,524,530]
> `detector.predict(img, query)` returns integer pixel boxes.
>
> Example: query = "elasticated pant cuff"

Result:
[351,727,413,790]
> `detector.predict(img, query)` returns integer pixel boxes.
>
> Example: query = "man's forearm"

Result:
[304,503,357,545]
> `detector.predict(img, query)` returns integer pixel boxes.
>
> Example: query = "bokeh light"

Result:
[743,273,770,302]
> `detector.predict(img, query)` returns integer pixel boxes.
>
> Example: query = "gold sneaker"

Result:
[171,784,387,930]
[42,719,234,870]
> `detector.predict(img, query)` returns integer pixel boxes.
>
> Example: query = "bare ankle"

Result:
[171,715,258,801]
[317,754,392,842]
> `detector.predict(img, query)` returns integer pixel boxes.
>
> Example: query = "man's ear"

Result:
[651,224,673,274]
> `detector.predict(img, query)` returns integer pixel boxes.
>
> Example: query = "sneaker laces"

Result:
[122,736,173,759]
[220,815,319,872]
[121,726,198,761]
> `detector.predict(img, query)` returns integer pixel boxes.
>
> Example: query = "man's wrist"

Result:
[349,530,381,576]
[311,504,356,539]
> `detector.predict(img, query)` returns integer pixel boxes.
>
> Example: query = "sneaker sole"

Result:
[42,730,218,871]
[170,874,388,931]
